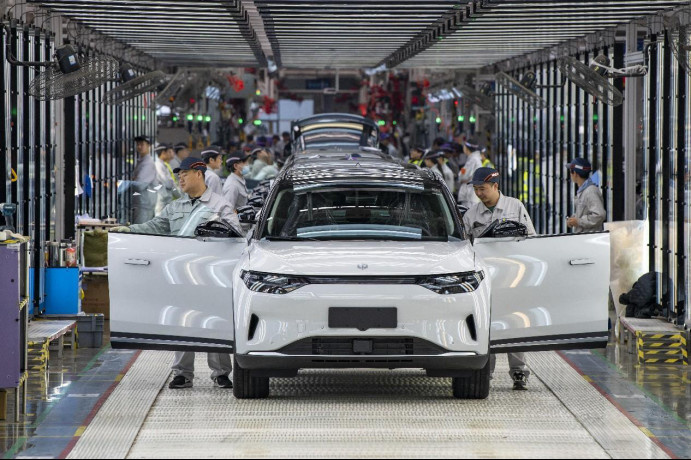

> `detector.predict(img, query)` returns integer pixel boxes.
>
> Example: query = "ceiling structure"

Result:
[28,0,691,71]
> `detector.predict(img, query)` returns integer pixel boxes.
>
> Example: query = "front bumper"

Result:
[233,282,492,355]
[236,352,489,377]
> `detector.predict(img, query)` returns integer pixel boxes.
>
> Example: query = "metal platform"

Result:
[619,317,689,365]
[66,351,669,459]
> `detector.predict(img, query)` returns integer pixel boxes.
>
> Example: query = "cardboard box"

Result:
[81,274,110,319]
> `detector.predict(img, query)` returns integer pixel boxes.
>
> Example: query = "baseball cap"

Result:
[200,148,222,161]
[470,167,501,185]
[173,157,207,174]
[154,144,171,155]
[566,157,593,173]
[225,153,248,169]
[423,150,443,161]
[134,135,152,144]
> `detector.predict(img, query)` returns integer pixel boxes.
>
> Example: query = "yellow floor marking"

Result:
[639,427,655,438]
[582,375,593,383]
[74,425,87,437]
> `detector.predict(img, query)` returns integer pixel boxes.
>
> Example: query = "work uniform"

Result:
[205,168,224,196]
[438,162,455,193]
[463,192,535,381]
[249,158,267,179]
[254,163,280,181]
[131,154,158,224]
[154,156,178,216]
[128,186,242,383]
[223,173,249,212]
[129,187,241,237]
[463,192,536,238]
[573,178,606,233]
[457,150,483,207]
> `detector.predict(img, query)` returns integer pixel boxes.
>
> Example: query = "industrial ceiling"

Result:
[29,0,691,70]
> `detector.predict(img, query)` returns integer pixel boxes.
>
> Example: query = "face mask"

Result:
[241,165,250,175]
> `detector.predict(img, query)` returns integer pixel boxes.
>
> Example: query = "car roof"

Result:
[280,157,441,191]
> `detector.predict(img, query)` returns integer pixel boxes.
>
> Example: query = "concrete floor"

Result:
[1,321,689,459]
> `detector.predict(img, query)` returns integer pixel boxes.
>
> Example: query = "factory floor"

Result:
[1,321,689,459]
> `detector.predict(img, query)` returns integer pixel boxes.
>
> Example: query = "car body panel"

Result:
[474,232,610,353]
[109,233,246,352]
[247,240,475,276]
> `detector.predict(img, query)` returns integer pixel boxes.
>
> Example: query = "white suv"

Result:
[109,155,610,399]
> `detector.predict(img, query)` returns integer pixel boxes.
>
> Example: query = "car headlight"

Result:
[241,271,308,294]
[418,271,485,295]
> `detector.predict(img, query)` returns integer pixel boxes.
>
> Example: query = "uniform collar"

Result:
[482,193,507,212]
[231,173,246,185]
[183,186,214,204]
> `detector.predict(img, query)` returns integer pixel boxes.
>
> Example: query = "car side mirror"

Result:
[247,196,264,208]
[457,204,469,217]
[194,220,242,238]
[237,205,257,224]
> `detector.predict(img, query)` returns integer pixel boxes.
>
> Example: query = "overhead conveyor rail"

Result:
[389,0,690,69]
[29,0,266,66]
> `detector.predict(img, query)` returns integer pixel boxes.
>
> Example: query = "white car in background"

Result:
[109,155,610,399]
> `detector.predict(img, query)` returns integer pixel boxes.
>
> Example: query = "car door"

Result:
[109,233,246,353]
[474,232,610,353]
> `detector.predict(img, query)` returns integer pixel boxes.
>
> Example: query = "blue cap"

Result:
[173,157,207,174]
[134,135,152,144]
[566,157,592,173]
[470,167,500,185]
[225,153,248,168]
[440,143,456,152]
[200,148,221,161]
[423,150,443,160]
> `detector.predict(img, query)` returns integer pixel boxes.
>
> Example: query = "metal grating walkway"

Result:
[61,350,669,459]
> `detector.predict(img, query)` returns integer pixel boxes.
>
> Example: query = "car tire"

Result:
[232,356,270,399]
[451,356,490,399]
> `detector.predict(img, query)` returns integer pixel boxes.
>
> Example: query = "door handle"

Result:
[125,259,150,266]
[569,258,595,266]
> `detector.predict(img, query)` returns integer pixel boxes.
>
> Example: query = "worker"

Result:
[222,153,250,212]
[110,157,241,389]
[407,145,425,166]
[379,133,400,159]
[462,166,535,390]
[457,141,483,207]
[566,157,606,233]
[253,149,280,181]
[131,135,158,224]
[202,148,224,196]
[248,147,268,179]
[154,144,178,215]
[422,150,444,181]
[481,148,495,169]
[429,149,455,192]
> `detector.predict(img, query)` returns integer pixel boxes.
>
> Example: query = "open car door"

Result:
[109,233,246,353]
[474,232,610,353]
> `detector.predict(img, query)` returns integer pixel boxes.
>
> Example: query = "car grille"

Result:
[277,337,447,356]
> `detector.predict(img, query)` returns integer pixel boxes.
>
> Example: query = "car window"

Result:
[261,186,463,241]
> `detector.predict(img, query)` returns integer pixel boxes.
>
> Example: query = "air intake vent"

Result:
[248,314,259,341]
[466,315,477,342]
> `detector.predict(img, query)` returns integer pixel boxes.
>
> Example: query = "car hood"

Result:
[248,240,475,276]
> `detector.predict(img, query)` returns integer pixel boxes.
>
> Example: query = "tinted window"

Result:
[262,186,462,241]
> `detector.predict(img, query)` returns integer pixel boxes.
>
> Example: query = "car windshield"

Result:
[261,186,463,241]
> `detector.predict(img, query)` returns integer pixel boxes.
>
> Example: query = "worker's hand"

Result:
[566,217,579,228]
[109,226,131,233]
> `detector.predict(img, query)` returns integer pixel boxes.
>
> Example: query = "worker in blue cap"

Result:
[566,158,606,233]
[111,156,242,390]
[463,166,536,390]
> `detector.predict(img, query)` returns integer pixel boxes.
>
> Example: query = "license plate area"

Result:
[328,307,397,331]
